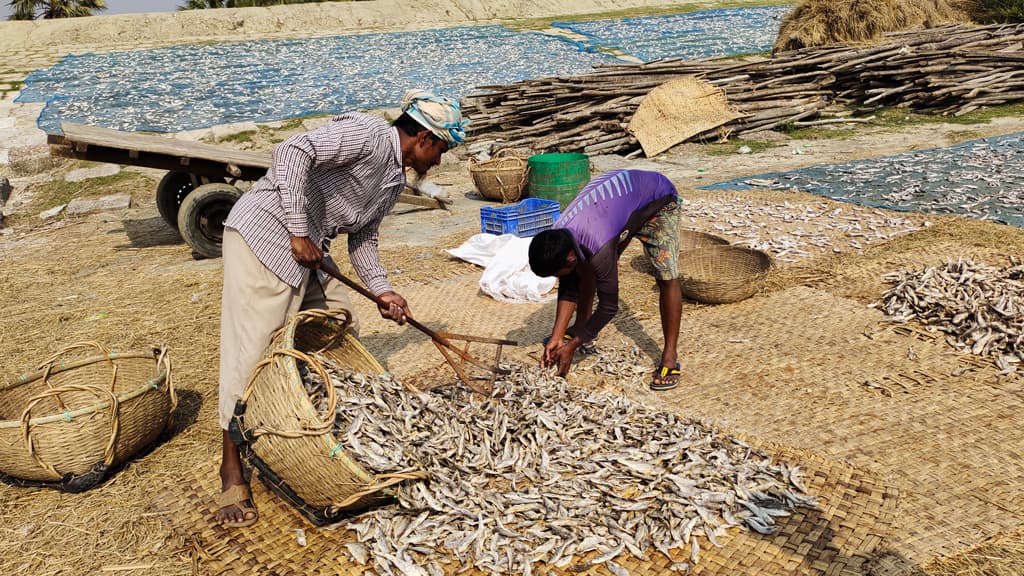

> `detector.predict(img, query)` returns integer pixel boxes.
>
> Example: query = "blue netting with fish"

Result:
[550,6,790,61]
[17,26,614,135]
[699,132,1024,228]
[17,7,791,135]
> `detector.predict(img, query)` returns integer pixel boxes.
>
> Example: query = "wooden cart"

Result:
[47,122,450,259]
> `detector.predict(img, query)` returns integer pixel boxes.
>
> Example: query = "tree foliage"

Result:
[8,0,106,19]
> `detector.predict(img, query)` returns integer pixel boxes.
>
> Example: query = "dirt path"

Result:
[641,115,1024,187]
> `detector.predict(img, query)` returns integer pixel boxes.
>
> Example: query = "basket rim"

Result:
[0,350,169,429]
[678,229,730,248]
[678,244,774,265]
[470,156,528,171]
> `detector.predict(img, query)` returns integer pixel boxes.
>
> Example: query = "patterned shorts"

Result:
[634,197,680,280]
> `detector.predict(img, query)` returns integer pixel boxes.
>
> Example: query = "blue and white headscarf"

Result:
[401,89,469,149]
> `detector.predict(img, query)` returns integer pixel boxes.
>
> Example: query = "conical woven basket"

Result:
[0,342,175,492]
[678,245,773,304]
[230,309,428,525]
[470,152,529,203]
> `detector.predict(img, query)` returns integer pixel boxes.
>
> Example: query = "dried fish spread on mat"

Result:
[300,355,819,575]
[878,259,1024,375]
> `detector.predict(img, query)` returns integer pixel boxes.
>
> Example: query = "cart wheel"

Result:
[177,183,241,259]
[157,172,226,231]
[156,171,199,231]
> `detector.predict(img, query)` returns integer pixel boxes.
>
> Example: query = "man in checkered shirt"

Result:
[215,90,468,528]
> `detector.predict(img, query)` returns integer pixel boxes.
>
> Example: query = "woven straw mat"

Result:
[627,76,744,157]
[154,441,896,576]
[335,272,549,380]
[194,236,1022,573]
[625,285,1024,574]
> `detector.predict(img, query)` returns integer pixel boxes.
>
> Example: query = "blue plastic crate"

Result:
[480,198,561,237]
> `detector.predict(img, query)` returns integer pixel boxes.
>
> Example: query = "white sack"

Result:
[446,233,556,303]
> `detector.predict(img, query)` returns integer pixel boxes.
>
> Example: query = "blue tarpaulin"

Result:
[16,6,791,134]
[700,132,1024,228]
[550,6,789,61]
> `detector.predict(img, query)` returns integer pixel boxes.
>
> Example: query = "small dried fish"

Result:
[299,347,819,575]
[879,259,1023,373]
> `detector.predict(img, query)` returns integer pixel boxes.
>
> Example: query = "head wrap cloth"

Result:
[401,89,469,149]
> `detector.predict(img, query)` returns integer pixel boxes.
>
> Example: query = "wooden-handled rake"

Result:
[318,259,516,395]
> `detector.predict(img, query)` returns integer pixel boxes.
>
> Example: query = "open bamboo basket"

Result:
[469,150,529,203]
[679,229,731,252]
[678,245,773,304]
[229,309,428,525]
[0,342,175,492]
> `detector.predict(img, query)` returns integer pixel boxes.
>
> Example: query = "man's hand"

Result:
[377,291,412,325]
[542,335,580,377]
[542,335,563,368]
[290,236,323,269]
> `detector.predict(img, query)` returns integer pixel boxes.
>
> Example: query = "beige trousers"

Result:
[218,228,359,430]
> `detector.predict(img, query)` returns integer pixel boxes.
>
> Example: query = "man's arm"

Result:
[573,252,619,343]
[347,219,391,296]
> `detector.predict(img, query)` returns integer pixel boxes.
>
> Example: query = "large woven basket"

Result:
[679,229,730,252]
[0,342,175,492]
[678,245,773,304]
[470,151,529,203]
[230,309,428,525]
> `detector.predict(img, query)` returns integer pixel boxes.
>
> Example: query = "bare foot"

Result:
[217,431,258,527]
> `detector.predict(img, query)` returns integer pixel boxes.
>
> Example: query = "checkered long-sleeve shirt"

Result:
[225,113,405,294]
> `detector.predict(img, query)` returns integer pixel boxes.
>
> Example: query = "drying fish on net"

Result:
[876,258,1023,375]
[300,354,818,575]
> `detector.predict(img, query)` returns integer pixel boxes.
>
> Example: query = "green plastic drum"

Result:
[527,153,591,209]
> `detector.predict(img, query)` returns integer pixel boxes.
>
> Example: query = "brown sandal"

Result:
[216,484,259,528]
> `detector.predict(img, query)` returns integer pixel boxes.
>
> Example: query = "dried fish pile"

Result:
[878,259,1023,375]
[463,23,1024,155]
[301,355,818,576]
[681,198,926,263]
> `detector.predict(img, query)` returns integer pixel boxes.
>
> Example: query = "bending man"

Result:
[528,169,682,390]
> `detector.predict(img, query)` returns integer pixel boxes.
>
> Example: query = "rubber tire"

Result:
[156,171,199,231]
[177,182,241,259]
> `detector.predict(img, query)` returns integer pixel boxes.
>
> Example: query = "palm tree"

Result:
[8,0,106,19]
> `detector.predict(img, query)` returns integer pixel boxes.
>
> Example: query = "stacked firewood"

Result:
[463,23,1024,156]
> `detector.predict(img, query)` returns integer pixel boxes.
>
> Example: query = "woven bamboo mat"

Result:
[628,76,743,157]
[615,286,1024,573]
[153,442,896,576]
[341,274,550,379]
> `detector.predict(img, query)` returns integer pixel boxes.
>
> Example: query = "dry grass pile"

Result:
[774,0,973,52]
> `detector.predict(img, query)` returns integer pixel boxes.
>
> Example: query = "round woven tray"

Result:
[0,342,176,491]
[679,229,730,252]
[678,245,773,304]
[230,309,428,525]
[470,153,529,203]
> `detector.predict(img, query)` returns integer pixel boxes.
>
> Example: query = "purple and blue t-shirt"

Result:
[553,169,677,342]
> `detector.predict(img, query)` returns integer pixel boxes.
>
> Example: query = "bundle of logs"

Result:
[462,23,1024,156]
